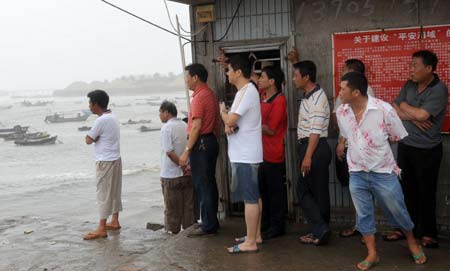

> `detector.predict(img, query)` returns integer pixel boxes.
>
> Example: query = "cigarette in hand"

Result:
[302,171,305,177]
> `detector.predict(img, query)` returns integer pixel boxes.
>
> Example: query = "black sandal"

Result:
[339,228,359,238]
[421,237,439,249]
[382,230,405,242]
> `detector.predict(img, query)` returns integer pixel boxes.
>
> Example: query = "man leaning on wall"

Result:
[390,50,448,248]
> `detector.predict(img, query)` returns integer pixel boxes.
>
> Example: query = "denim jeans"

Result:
[230,163,260,204]
[189,134,220,233]
[349,171,414,235]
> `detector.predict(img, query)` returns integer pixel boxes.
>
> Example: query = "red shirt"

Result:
[261,92,287,163]
[187,83,219,136]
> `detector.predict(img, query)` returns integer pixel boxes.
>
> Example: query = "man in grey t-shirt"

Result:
[392,50,448,248]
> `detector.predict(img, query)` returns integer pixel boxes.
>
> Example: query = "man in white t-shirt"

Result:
[84,89,122,240]
[220,55,263,254]
[159,101,194,234]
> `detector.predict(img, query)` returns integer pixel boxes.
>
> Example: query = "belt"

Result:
[187,133,215,140]
[298,137,327,144]
[199,133,214,138]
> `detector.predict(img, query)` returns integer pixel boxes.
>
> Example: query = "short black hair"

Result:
[185,63,208,82]
[341,72,368,96]
[345,59,366,74]
[412,50,438,71]
[293,60,317,83]
[228,55,252,79]
[261,66,285,91]
[87,89,109,109]
[159,100,177,117]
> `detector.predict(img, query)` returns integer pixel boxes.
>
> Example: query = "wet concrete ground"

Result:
[2,217,449,271]
[115,218,450,271]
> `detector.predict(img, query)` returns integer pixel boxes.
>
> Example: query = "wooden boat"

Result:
[45,111,90,123]
[78,126,91,131]
[0,125,29,134]
[21,100,53,107]
[15,136,57,146]
[140,126,160,132]
[122,119,152,125]
[147,101,161,106]
[4,132,49,141]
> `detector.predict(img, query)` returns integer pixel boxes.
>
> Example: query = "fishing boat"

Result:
[14,136,57,146]
[140,126,160,132]
[0,125,29,134]
[147,101,161,106]
[44,110,91,123]
[4,132,49,141]
[21,100,53,107]
[122,119,152,125]
[78,126,91,131]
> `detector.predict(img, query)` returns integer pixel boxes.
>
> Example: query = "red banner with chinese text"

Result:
[333,25,450,133]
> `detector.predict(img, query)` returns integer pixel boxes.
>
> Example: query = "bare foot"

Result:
[106,222,121,230]
[83,229,107,240]
[227,242,258,253]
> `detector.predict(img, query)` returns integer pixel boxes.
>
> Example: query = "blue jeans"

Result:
[349,171,414,235]
[189,134,219,233]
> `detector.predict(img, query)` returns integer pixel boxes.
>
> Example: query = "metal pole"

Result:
[176,15,190,112]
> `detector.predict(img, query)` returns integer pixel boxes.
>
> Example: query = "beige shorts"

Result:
[96,158,123,219]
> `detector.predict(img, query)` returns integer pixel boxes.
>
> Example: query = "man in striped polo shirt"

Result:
[293,60,332,245]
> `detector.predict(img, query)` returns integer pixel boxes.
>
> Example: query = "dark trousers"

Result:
[189,134,220,233]
[161,176,194,233]
[398,142,443,239]
[297,138,332,238]
[259,161,287,233]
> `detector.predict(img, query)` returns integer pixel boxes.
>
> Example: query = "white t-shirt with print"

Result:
[88,112,121,162]
[228,82,263,164]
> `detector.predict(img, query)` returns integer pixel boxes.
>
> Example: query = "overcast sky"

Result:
[0,0,191,91]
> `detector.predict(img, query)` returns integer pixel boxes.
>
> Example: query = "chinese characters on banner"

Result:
[333,25,450,132]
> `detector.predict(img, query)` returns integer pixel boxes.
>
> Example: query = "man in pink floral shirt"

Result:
[336,72,426,270]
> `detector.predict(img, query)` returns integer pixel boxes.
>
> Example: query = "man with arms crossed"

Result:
[84,89,122,240]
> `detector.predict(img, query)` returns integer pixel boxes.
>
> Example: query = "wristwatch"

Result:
[185,146,191,152]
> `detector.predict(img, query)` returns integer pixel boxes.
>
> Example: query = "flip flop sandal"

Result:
[234,236,264,244]
[339,228,359,237]
[227,244,259,254]
[382,230,405,242]
[421,239,439,249]
[412,247,427,264]
[299,235,320,245]
[357,259,379,270]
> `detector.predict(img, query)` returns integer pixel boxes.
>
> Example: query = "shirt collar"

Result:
[428,73,440,88]
[193,83,209,97]
[304,84,321,99]
[366,95,378,111]
[410,73,440,90]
